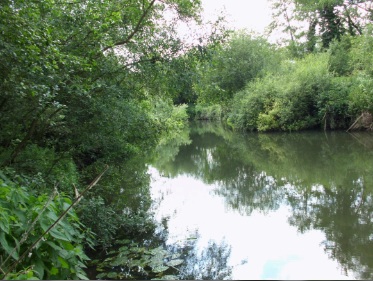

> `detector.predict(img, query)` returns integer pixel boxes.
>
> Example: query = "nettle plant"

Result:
[0,171,98,280]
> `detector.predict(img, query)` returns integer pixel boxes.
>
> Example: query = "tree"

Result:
[194,31,281,105]
[268,0,373,53]
[0,0,217,278]
[0,0,203,168]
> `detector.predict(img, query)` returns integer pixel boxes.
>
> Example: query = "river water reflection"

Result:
[149,122,373,280]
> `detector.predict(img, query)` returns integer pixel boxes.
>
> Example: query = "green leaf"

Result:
[170,253,181,259]
[15,270,38,280]
[117,239,132,245]
[149,256,164,268]
[0,232,18,260]
[119,246,128,251]
[45,241,63,251]
[61,241,75,251]
[152,265,169,273]
[39,218,51,232]
[166,259,183,267]
[150,247,169,257]
[76,272,89,280]
[34,259,45,279]
[49,228,70,241]
[58,256,69,269]
[107,272,118,279]
[96,272,107,279]
[0,214,10,233]
[46,211,59,221]
[111,256,129,267]
[50,267,59,275]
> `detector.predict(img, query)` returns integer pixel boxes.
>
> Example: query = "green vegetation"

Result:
[94,241,184,280]
[197,27,373,131]
[0,0,220,279]
[0,172,92,280]
[188,1,373,131]
[152,121,373,279]
[1,0,373,279]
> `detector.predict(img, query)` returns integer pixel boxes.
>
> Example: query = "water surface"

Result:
[149,122,373,280]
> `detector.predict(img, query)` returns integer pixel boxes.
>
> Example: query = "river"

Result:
[148,121,373,280]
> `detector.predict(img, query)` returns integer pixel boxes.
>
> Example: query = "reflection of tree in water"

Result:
[231,130,373,279]
[287,179,373,279]
[151,125,192,173]
[155,219,233,280]
[154,124,284,215]
[215,170,284,215]
[152,122,373,279]
[176,238,233,280]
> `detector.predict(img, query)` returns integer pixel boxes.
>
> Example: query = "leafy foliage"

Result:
[0,173,92,280]
[223,24,373,132]
[0,0,213,279]
[193,104,223,121]
[94,240,184,280]
[194,31,282,105]
[228,53,332,131]
[269,0,372,52]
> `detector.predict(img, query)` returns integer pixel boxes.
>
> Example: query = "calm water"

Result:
[149,122,373,280]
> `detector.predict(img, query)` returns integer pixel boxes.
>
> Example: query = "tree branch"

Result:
[101,0,157,53]
[344,4,363,35]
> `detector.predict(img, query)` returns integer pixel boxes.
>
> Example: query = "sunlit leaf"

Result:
[76,272,89,280]
[111,256,129,267]
[170,253,181,259]
[50,228,70,241]
[50,267,59,275]
[58,256,69,269]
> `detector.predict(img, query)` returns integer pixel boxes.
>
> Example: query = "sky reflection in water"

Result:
[149,123,373,280]
[150,169,351,280]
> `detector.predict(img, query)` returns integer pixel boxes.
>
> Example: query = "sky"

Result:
[200,0,273,35]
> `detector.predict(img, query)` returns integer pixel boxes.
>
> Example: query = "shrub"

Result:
[8,144,79,194]
[194,104,222,121]
[348,74,373,116]
[0,172,91,280]
[316,76,352,129]
[228,53,333,131]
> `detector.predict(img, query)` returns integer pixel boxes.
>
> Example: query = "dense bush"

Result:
[347,27,373,116]
[194,104,223,121]
[193,32,282,105]
[316,76,352,130]
[0,0,204,278]
[228,53,332,131]
[226,26,373,132]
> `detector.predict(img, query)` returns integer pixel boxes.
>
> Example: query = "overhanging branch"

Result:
[101,0,157,53]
